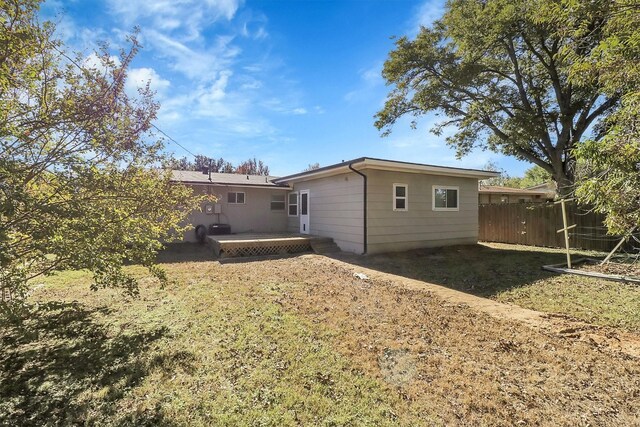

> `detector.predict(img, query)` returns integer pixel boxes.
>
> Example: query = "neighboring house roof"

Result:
[478,185,551,197]
[170,170,286,189]
[526,181,557,195]
[273,157,499,184]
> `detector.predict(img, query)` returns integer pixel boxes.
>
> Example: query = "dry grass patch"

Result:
[341,243,640,331]
[2,245,640,426]
[269,256,640,426]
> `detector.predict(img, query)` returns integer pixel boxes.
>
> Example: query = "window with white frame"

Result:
[432,185,459,211]
[288,192,298,216]
[393,183,408,211]
[271,194,285,211]
[227,191,245,204]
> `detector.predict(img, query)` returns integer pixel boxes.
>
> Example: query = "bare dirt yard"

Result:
[2,243,640,426]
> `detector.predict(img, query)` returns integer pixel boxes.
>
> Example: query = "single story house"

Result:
[478,184,553,204]
[525,181,557,200]
[172,157,498,254]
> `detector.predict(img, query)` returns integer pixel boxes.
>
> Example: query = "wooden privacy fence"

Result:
[479,202,622,251]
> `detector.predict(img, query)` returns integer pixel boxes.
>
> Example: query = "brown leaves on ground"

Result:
[217,254,640,427]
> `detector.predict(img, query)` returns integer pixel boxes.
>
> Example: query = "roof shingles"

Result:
[170,170,283,187]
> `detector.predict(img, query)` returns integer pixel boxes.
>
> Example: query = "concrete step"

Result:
[310,238,341,254]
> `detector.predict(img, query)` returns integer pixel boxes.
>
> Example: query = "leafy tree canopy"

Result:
[164,155,270,175]
[481,162,551,189]
[552,0,640,236]
[375,0,620,196]
[0,0,203,311]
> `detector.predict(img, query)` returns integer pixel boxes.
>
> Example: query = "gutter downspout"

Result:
[348,162,367,254]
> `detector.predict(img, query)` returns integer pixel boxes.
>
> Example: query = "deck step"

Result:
[310,238,341,254]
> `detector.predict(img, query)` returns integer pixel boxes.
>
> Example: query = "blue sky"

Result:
[42,0,533,176]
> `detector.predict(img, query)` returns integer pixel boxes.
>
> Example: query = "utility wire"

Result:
[151,124,198,158]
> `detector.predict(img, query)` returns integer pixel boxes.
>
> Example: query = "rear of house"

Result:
[171,170,289,242]
[172,158,497,252]
[274,158,498,254]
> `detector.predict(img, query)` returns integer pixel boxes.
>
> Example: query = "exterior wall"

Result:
[287,172,364,253]
[479,193,547,204]
[366,170,480,254]
[180,184,288,242]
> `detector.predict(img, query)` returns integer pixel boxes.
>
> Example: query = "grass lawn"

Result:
[347,242,640,331]
[1,243,639,426]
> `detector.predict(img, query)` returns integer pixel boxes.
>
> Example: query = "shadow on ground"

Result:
[0,301,191,426]
[157,242,314,265]
[331,244,574,297]
[156,243,214,264]
[156,242,579,298]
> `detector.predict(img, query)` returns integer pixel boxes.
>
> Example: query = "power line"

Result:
[151,124,198,158]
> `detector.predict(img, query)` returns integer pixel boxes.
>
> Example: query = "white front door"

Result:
[299,190,310,234]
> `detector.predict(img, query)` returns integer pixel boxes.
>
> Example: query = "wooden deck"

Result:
[207,233,334,258]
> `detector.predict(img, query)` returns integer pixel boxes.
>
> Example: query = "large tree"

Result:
[375,0,620,196]
[556,0,640,236]
[0,0,201,309]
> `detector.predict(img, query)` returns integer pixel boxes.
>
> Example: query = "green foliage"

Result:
[516,165,552,188]
[550,0,640,236]
[0,261,412,426]
[165,155,234,173]
[165,155,271,175]
[575,138,640,235]
[482,161,551,189]
[375,0,619,195]
[0,0,202,309]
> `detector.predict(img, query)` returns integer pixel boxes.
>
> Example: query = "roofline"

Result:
[170,180,290,189]
[273,157,500,183]
[478,188,550,195]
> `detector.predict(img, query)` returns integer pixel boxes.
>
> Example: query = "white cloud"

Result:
[344,62,384,103]
[410,0,446,35]
[126,67,171,97]
[144,30,240,81]
[107,0,241,39]
[82,52,121,73]
[292,108,307,115]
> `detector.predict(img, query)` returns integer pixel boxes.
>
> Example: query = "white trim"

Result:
[432,185,459,211]
[273,158,499,184]
[227,191,246,204]
[392,183,408,211]
[288,191,298,217]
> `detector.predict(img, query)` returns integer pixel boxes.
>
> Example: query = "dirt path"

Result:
[306,255,640,359]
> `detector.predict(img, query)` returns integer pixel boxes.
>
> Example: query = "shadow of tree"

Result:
[331,244,572,297]
[0,301,193,426]
[156,243,214,264]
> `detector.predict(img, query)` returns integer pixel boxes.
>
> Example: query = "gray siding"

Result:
[366,170,479,254]
[181,184,288,242]
[287,172,364,253]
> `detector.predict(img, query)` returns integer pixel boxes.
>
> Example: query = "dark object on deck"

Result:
[209,223,231,235]
[195,224,207,243]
